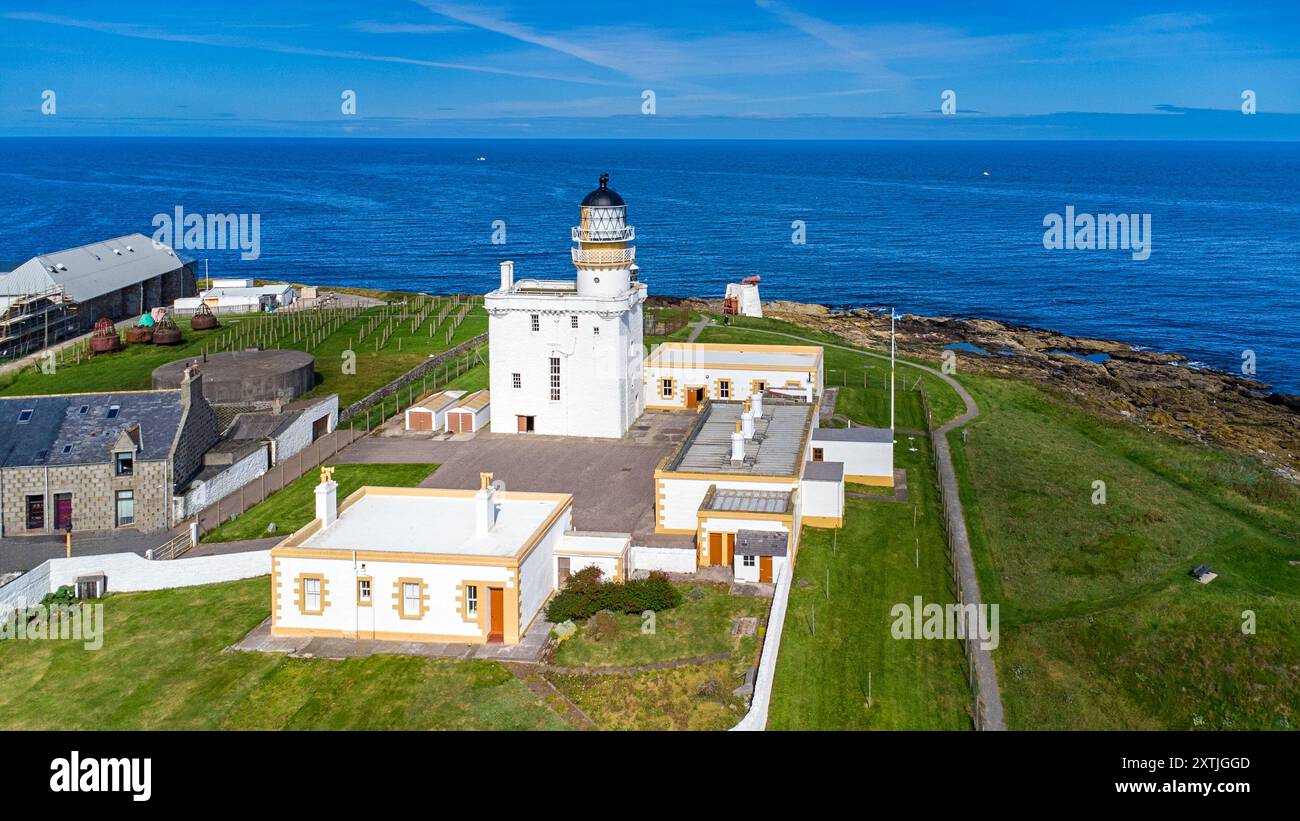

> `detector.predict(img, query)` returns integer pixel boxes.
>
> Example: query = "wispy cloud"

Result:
[1,11,624,87]
[351,21,463,34]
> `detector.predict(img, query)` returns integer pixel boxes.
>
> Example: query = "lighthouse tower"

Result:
[485,174,647,438]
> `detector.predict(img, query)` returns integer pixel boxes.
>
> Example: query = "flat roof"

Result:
[812,426,893,443]
[298,487,569,558]
[665,399,813,478]
[700,486,793,515]
[802,460,844,481]
[647,341,822,371]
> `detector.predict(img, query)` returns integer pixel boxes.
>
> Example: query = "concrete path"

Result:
[685,317,710,343]
[735,326,1006,731]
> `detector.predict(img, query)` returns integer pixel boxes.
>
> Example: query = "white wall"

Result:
[2,550,270,621]
[273,553,509,641]
[175,447,268,520]
[486,293,644,439]
[732,556,793,731]
[273,396,338,463]
[811,439,893,483]
[801,477,844,521]
[644,364,817,409]
[658,476,798,533]
[629,545,697,574]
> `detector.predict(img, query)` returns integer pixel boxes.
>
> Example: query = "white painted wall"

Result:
[629,545,697,574]
[273,553,510,641]
[0,562,52,617]
[517,510,569,632]
[273,396,338,463]
[732,555,792,731]
[447,403,490,433]
[486,289,645,439]
[810,438,893,482]
[644,363,819,410]
[658,476,798,533]
[175,447,268,520]
[801,477,844,521]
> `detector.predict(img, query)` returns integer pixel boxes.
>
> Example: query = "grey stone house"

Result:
[0,365,218,536]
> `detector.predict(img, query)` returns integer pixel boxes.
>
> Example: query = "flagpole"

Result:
[890,307,896,434]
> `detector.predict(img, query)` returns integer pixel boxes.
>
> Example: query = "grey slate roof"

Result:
[734,529,789,557]
[666,400,813,477]
[0,233,188,303]
[0,392,183,468]
[700,486,793,515]
[811,425,893,443]
[802,460,844,481]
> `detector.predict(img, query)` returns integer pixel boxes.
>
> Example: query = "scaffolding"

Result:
[0,286,81,361]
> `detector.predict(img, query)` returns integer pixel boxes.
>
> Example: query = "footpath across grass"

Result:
[768,441,973,730]
[950,373,1300,729]
[0,577,565,730]
[202,463,435,543]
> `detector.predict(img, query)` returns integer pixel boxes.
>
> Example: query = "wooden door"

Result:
[518,415,529,433]
[488,588,505,642]
[312,415,329,440]
[759,556,773,583]
[447,413,464,433]
[724,533,735,566]
[686,388,699,409]
[54,493,73,530]
[708,532,722,566]
[411,411,431,431]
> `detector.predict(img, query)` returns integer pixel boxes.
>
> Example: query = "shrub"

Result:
[40,586,76,608]
[546,571,682,623]
[586,610,620,643]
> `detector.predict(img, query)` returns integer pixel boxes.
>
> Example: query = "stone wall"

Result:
[0,459,172,535]
[171,372,220,492]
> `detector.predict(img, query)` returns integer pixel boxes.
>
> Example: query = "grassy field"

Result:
[768,441,973,730]
[0,300,487,409]
[949,373,1300,729]
[202,463,435,542]
[0,577,565,730]
[552,583,769,668]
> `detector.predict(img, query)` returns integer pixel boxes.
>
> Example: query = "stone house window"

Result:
[115,490,135,526]
[115,451,134,476]
[25,495,44,530]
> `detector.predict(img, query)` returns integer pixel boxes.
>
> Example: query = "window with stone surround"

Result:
[115,490,135,526]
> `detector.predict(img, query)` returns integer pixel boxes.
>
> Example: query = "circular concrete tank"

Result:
[152,349,316,404]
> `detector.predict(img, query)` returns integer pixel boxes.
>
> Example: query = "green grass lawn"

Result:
[949,373,1300,729]
[552,583,769,668]
[768,441,973,730]
[202,463,435,542]
[691,315,963,429]
[0,301,487,410]
[0,577,565,730]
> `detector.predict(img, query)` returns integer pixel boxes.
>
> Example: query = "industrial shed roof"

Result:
[0,234,190,303]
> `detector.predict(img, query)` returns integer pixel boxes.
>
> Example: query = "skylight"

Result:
[17,408,33,423]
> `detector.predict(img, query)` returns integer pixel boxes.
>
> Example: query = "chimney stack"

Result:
[741,400,754,439]
[315,466,338,528]
[499,260,514,291]
[751,391,764,419]
[731,420,745,462]
[180,362,203,409]
[475,472,498,536]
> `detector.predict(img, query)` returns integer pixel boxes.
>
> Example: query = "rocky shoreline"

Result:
[651,296,1300,476]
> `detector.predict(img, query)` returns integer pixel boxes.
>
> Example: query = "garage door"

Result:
[409,411,432,431]
[447,412,466,433]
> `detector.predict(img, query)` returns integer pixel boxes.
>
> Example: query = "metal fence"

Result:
[180,428,362,544]
[918,381,986,731]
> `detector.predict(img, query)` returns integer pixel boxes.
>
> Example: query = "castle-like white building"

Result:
[485,174,646,438]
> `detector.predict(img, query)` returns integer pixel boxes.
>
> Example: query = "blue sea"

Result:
[3,138,1298,392]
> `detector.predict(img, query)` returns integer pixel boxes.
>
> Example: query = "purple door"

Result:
[54,493,73,530]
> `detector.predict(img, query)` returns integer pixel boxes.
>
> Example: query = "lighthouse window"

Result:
[512,373,521,389]
[593,326,600,335]
[570,315,578,329]
[549,357,561,401]
[530,314,539,332]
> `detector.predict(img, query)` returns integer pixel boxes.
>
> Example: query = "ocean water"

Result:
[2,138,1297,392]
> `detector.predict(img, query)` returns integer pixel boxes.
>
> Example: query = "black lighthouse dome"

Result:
[581,173,625,207]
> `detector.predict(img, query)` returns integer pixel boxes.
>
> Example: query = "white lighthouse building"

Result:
[485,174,647,438]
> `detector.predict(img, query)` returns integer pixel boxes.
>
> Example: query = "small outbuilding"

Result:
[809,425,894,488]
[404,390,466,432]
[733,529,788,584]
[445,390,490,433]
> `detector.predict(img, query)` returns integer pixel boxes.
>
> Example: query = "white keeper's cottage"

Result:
[485,174,646,438]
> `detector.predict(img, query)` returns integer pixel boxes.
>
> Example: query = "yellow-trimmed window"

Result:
[466,585,479,617]
[660,378,674,400]
[357,577,372,606]
[718,379,731,399]
[297,574,326,616]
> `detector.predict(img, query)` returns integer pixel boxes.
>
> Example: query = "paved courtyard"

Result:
[336,410,697,545]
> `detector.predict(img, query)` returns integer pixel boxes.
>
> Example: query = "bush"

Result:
[586,610,620,643]
[40,586,76,608]
[546,571,682,623]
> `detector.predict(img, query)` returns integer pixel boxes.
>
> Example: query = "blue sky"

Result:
[1,0,1297,138]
